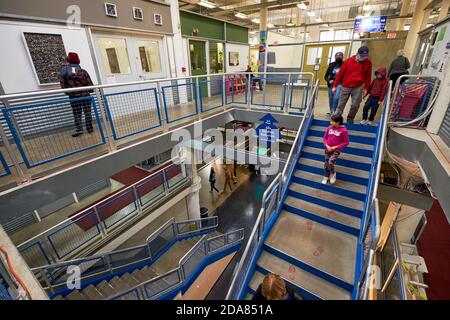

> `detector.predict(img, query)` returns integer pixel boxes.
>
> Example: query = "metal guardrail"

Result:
[352,82,392,300]
[30,215,219,294]
[109,228,244,300]
[0,72,314,184]
[18,158,190,268]
[225,80,319,300]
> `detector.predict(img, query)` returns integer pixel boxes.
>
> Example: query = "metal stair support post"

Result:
[157,81,169,132]
[93,207,108,238]
[94,88,116,151]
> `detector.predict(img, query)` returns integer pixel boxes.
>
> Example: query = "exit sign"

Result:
[387,33,397,39]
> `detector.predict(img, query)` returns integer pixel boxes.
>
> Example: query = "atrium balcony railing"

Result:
[30,215,221,296]
[0,72,314,187]
[17,158,190,269]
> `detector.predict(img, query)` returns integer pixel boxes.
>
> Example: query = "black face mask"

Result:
[335,57,343,63]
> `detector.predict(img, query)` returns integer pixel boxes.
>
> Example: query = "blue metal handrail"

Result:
[225,80,319,300]
[109,228,244,300]
[31,215,220,294]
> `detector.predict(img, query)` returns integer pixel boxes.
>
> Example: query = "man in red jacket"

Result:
[332,46,372,124]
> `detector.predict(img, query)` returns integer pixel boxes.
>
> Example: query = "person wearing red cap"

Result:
[60,52,94,137]
[332,46,372,124]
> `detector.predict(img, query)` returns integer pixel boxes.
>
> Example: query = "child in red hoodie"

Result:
[361,67,389,125]
[322,114,349,185]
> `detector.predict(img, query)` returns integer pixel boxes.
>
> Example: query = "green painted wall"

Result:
[226,23,248,44]
[180,11,249,44]
[180,11,224,40]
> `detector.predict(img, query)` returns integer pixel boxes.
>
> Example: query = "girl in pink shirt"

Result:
[322,114,349,184]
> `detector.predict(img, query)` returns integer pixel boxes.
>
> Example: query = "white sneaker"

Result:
[360,119,368,125]
[368,121,374,126]
[330,173,337,184]
[321,177,328,184]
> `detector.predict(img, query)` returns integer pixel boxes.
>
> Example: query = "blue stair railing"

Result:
[109,228,244,300]
[31,216,218,296]
[225,80,320,300]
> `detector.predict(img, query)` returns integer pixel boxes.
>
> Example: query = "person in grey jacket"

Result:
[388,49,410,88]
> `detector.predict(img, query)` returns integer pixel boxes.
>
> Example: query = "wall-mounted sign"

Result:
[314,64,320,71]
[256,114,281,148]
[104,3,118,18]
[387,33,397,39]
[354,16,387,33]
[154,13,163,26]
[133,7,143,20]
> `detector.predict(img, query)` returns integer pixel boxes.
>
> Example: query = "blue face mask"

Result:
[357,55,367,62]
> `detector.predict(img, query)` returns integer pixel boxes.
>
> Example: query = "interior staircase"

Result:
[54,231,222,300]
[244,119,378,300]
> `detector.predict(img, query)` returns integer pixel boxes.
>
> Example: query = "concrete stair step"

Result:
[302,146,372,164]
[294,170,367,195]
[248,270,265,292]
[65,290,87,300]
[81,284,105,299]
[298,158,369,179]
[257,250,350,300]
[306,135,374,151]
[283,195,361,230]
[120,272,140,287]
[110,276,131,293]
[310,125,376,138]
[289,182,364,212]
[131,269,150,283]
[96,280,118,298]
[265,211,357,285]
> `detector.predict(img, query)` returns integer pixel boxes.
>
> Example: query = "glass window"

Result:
[335,29,351,40]
[209,42,224,74]
[98,38,131,75]
[328,46,346,63]
[307,47,323,65]
[320,30,334,41]
[137,40,162,73]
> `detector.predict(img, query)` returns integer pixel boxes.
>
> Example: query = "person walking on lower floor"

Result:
[322,114,349,185]
[388,49,410,89]
[333,46,373,124]
[209,167,219,193]
[324,52,344,114]
[361,67,389,125]
[223,164,233,192]
[60,52,95,137]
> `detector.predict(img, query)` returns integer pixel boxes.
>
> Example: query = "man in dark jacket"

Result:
[361,67,389,125]
[60,52,94,137]
[388,49,410,88]
[333,46,373,124]
[324,52,344,114]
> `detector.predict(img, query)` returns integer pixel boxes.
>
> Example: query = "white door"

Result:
[133,38,166,80]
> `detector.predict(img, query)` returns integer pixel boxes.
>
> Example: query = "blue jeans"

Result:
[327,85,341,113]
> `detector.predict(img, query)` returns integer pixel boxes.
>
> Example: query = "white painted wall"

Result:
[225,43,250,72]
[267,31,302,69]
[0,20,98,94]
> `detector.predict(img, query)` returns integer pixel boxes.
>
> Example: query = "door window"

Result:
[307,47,323,65]
[328,46,346,63]
[137,40,162,73]
[189,41,206,72]
[209,42,224,74]
[98,38,131,75]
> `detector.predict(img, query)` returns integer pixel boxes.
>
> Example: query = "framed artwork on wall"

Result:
[229,52,239,66]
[154,13,163,26]
[133,7,143,20]
[104,3,117,17]
[22,32,67,85]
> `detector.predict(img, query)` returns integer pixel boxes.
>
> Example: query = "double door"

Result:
[93,33,166,88]
[303,43,350,86]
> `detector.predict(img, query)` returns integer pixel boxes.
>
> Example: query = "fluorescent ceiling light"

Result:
[321,23,329,27]
[198,0,216,9]
[297,2,307,10]
[252,18,260,24]
[307,11,316,17]
[315,17,323,22]
[234,12,248,19]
